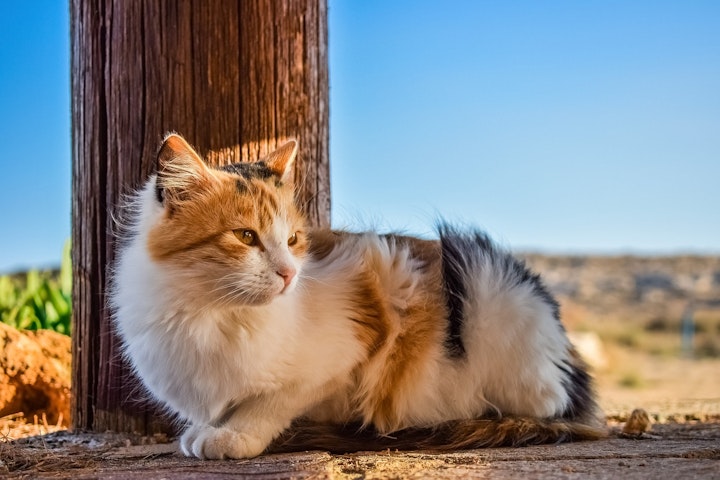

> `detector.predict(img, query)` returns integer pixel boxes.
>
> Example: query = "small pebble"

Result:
[623,408,652,435]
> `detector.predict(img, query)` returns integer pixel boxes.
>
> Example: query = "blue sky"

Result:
[0,1,718,272]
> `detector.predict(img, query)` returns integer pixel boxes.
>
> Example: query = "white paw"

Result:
[180,425,266,459]
[180,425,202,457]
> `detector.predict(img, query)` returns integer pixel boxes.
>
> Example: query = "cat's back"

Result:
[302,226,596,429]
[305,229,445,311]
[307,229,441,267]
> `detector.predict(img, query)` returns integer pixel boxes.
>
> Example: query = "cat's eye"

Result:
[234,229,258,246]
[288,232,298,246]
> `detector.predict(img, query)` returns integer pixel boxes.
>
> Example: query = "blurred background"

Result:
[0,1,718,428]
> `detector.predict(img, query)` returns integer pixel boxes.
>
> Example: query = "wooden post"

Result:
[71,0,329,434]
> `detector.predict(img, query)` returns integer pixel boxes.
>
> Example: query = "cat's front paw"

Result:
[180,425,203,457]
[180,425,266,459]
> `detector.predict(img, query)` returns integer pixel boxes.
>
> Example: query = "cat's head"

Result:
[146,133,307,307]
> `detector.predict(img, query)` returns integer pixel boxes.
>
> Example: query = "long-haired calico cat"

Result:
[111,133,605,459]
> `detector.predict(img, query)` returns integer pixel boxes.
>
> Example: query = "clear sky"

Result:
[0,1,718,273]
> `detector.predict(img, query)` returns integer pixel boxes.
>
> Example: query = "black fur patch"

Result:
[438,226,471,358]
[556,360,595,421]
[221,161,276,181]
[235,179,248,194]
[155,181,164,203]
[438,225,562,358]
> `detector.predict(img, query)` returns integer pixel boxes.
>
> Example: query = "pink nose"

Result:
[276,266,296,288]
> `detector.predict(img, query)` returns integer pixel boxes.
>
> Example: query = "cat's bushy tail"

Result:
[269,416,607,454]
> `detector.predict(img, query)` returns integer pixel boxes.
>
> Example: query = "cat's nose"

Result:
[276,266,296,289]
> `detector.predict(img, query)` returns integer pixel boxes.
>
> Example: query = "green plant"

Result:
[0,240,71,335]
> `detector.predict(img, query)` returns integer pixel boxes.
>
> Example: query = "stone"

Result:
[567,331,608,370]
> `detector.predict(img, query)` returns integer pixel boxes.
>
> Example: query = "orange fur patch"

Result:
[148,169,307,270]
[316,234,448,432]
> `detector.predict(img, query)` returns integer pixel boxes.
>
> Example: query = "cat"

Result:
[110,133,605,459]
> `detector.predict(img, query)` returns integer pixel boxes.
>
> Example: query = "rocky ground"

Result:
[523,254,720,330]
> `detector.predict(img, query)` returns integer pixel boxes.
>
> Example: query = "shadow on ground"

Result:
[1,422,719,479]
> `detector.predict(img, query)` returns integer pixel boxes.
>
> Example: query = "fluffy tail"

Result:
[269,416,607,454]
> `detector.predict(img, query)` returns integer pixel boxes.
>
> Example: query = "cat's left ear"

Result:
[156,133,212,205]
[263,140,298,183]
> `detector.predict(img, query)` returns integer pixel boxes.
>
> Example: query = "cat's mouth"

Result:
[243,280,293,305]
[278,281,295,296]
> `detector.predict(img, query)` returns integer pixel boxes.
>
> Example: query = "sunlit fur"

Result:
[111,134,605,460]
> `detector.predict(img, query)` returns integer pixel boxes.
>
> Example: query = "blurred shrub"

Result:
[0,240,71,335]
[618,371,644,389]
[696,337,720,358]
[644,316,676,332]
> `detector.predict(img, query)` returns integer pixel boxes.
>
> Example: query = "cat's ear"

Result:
[262,140,298,183]
[156,133,212,205]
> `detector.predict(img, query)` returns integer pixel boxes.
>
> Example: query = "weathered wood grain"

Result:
[71,0,329,434]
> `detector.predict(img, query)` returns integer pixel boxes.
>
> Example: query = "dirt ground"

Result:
[1,419,719,479]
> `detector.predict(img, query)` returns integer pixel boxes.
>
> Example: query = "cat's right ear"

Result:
[156,133,211,207]
[263,139,298,184]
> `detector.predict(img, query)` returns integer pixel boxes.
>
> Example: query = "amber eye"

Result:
[288,232,298,246]
[234,229,258,246]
